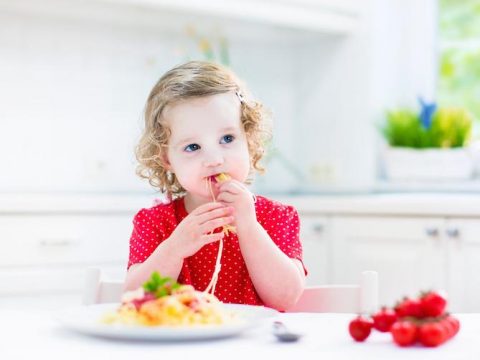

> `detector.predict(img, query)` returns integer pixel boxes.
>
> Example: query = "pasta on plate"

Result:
[102,272,238,327]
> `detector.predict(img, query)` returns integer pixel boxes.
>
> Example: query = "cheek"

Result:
[171,156,197,178]
[167,152,192,178]
[173,169,199,194]
[230,143,251,176]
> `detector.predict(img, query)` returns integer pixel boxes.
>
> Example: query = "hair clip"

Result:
[235,90,245,104]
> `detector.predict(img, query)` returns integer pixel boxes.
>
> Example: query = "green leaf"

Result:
[172,283,181,290]
[380,107,472,148]
[142,271,181,298]
[156,288,168,298]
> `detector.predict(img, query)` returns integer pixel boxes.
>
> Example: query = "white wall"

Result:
[0,0,437,195]
[0,3,300,194]
[0,9,168,193]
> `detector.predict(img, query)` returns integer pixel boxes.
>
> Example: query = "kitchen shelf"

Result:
[0,0,360,35]
[111,0,360,34]
[374,179,480,194]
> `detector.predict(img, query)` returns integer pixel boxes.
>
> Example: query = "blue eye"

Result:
[220,135,234,144]
[184,143,200,152]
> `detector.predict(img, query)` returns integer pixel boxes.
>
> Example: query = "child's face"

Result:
[164,92,251,199]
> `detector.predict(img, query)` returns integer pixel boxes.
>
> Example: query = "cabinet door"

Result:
[299,215,330,285]
[0,214,132,266]
[331,216,446,307]
[445,218,480,312]
[0,214,133,295]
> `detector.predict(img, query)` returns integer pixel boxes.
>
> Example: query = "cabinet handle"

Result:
[312,224,324,233]
[425,227,439,237]
[446,228,460,238]
[38,238,77,247]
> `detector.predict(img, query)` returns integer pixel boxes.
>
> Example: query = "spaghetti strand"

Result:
[203,176,224,295]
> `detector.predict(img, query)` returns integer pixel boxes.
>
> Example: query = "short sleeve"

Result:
[127,208,165,269]
[260,202,308,275]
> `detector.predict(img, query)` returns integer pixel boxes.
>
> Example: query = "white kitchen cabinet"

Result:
[445,218,480,313]
[0,213,132,296]
[331,216,447,308]
[329,215,480,312]
[0,215,132,267]
[0,193,152,297]
[299,214,331,285]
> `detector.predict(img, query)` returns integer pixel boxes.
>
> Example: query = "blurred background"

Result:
[0,0,446,195]
[2,0,480,311]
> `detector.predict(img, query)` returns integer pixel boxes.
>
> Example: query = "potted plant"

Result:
[380,98,474,181]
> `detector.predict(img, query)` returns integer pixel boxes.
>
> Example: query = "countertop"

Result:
[1,192,480,217]
[2,308,478,360]
[277,193,480,217]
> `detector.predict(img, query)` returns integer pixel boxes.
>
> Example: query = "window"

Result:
[438,0,480,124]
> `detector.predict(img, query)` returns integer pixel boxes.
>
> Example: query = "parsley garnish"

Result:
[142,271,181,298]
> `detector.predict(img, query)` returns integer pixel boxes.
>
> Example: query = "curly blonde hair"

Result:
[135,61,272,197]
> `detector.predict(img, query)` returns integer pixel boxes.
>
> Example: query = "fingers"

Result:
[216,181,244,194]
[216,192,235,204]
[190,201,224,216]
[200,215,234,234]
[201,232,224,245]
[196,206,234,225]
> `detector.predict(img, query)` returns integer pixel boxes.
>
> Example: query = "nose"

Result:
[202,151,224,168]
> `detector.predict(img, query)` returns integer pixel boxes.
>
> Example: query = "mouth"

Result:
[205,174,218,184]
[206,173,230,184]
[207,174,219,184]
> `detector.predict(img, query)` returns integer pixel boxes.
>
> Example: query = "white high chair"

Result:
[285,270,378,314]
[82,267,378,314]
[82,267,125,305]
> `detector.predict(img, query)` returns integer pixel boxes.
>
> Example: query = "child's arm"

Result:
[216,181,305,311]
[236,221,306,311]
[124,202,235,291]
[123,238,184,292]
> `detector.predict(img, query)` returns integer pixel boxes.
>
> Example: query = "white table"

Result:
[2,309,479,360]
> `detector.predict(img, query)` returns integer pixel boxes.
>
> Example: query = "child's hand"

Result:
[168,202,235,259]
[216,179,256,228]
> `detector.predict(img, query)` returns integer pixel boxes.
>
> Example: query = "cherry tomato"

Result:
[420,291,447,317]
[440,317,455,340]
[452,316,460,336]
[349,316,373,342]
[372,307,398,332]
[445,315,460,337]
[418,321,447,347]
[395,297,424,318]
[391,320,418,346]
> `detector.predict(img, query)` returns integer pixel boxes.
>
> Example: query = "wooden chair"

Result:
[83,267,378,314]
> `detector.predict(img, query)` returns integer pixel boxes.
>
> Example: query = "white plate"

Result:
[55,303,278,341]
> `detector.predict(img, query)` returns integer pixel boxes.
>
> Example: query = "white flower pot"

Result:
[469,141,480,177]
[382,146,474,181]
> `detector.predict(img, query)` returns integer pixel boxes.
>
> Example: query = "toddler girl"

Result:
[125,61,306,311]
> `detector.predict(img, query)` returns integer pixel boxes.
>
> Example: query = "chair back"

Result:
[82,267,124,305]
[286,271,378,313]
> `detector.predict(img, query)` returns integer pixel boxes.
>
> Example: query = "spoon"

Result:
[273,321,302,342]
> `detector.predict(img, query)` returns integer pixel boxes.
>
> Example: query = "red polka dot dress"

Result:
[127,195,306,306]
